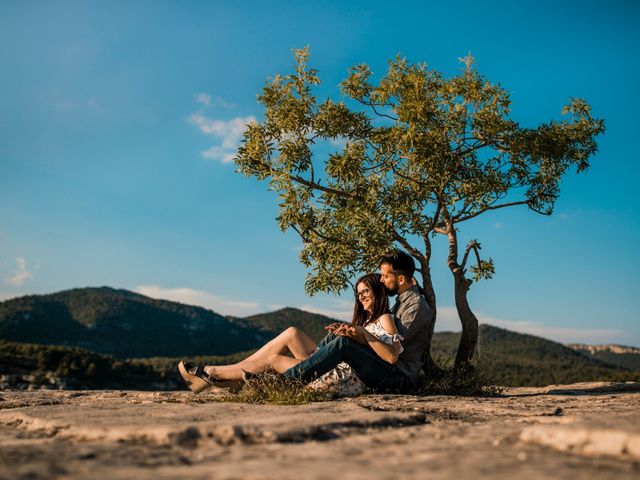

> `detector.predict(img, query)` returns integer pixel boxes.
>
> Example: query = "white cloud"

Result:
[298,299,354,322]
[135,285,261,317]
[329,136,348,148]
[432,305,464,331]
[434,305,623,344]
[189,112,256,163]
[201,145,236,164]
[133,285,623,345]
[194,93,211,106]
[212,96,236,109]
[194,93,236,109]
[4,257,32,286]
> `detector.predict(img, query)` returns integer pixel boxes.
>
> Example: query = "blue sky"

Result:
[1,1,639,346]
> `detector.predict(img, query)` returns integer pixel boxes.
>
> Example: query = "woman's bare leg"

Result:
[205,354,302,381]
[243,326,317,361]
[204,327,316,380]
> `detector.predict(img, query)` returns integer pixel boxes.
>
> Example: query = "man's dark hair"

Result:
[379,250,415,281]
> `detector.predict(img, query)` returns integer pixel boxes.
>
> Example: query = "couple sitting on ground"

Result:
[178,250,434,396]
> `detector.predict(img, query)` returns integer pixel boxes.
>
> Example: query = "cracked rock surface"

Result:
[0,382,638,479]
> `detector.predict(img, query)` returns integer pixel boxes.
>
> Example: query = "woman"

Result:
[178,273,403,395]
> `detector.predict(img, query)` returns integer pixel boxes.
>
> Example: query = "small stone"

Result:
[517,451,528,461]
[492,439,500,447]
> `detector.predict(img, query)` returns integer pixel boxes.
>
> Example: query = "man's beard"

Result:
[383,284,398,295]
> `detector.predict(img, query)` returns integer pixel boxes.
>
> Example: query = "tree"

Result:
[236,47,604,371]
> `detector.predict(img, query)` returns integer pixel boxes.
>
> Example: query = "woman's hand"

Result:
[326,323,350,335]
[339,325,368,344]
[325,322,345,334]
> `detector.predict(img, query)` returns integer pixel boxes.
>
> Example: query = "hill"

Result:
[233,307,335,342]
[431,325,635,386]
[1,287,637,388]
[567,344,640,371]
[0,287,274,358]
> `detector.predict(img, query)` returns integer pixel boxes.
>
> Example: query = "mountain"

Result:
[477,325,634,385]
[0,288,336,359]
[431,325,633,386]
[0,287,274,358]
[1,287,637,388]
[232,307,335,342]
[567,344,640,371]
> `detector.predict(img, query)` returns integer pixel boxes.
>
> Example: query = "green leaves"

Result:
[235,48,604,296]
[469,259,495,282]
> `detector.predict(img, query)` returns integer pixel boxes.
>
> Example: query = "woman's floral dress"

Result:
[307,319,404,398]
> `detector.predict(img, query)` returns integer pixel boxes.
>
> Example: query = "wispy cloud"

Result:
[434,305,623,344]
[194,93,236,109]
[135,285,261,317]
[298,299,354,322]
[131,284,625,345]
[4,257,32,286]
[189,111,256,163]
[329,136,348,148]
[194,93,211,106]
[546,209,582,227]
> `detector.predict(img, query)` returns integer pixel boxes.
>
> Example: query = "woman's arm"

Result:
[359,314,401,364]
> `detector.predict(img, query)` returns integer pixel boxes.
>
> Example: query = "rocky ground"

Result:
[0,382,638,480]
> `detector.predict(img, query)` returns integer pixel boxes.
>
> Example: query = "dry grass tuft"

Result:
[231,373,330,405]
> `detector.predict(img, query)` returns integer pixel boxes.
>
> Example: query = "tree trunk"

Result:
[411,237,443,380]
[446,227,479,369]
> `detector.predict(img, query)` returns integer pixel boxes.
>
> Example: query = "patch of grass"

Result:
[419,360,506,397]
[231,374,330,405]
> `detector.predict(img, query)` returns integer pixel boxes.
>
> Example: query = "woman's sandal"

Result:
[177,361,243,394]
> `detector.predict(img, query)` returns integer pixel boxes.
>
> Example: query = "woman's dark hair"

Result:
[352,273,389,326]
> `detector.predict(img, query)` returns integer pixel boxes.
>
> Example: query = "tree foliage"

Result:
[236,47,604,367]
[237,48,604,295]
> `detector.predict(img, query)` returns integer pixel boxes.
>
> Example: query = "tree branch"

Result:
[460,242,482,270]
[392,231,425,265]
[456,141,488,156]
[430,201,443,230]
[453,200,530,223]
[291,174,358,200]
[369,101,398,121]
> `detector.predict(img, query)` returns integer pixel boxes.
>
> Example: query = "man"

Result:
[283,250,433,392]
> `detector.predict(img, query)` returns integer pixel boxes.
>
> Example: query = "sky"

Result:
[1,0,639,346]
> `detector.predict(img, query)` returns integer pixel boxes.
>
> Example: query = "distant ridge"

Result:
[0,287,273,358]
[431,324,631,386]
[568,343,640,371]
[0,287,638,387]
[567,344,640,355]
[234,307,335,342]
